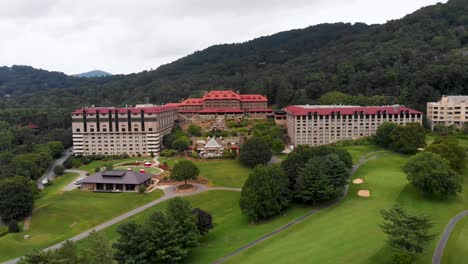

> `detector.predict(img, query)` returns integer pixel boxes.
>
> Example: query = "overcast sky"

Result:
[0,0,447,75]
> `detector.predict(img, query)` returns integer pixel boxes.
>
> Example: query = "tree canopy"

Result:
[403,152,462,196]
[239,138,272,168]
[239,165,291,222]
[0,176,36,222]
[171,160,200,185]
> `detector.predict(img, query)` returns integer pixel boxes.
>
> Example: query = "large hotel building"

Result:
[427,95,468,129]
[71,104,177,156]
[167,90,272,118]
[284,105,423,147]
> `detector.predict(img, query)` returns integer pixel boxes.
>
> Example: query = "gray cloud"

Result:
[0,0,446,74]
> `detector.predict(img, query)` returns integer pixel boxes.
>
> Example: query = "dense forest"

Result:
[0,0,467,130]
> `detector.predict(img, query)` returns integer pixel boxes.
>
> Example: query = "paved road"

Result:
[432,210,468,264]
[3,183,241,264]
[214,151,389,264]
[37,147,73,190]
[268,155,283,165]
[62,170,87,191]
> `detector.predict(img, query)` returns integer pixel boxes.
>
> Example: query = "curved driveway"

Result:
[432,210,468,264]
[37,148,73,190]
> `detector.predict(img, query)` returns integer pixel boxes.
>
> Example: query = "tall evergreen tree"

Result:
[380,205,435,263]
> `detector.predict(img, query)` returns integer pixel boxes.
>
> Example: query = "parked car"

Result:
[74,177,84,185]
[41,178,49,185]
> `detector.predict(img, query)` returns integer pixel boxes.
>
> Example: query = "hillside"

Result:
[0,0,467,127]
[73,70,113,78]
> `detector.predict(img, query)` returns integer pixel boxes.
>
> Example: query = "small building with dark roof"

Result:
[81,170,153,192]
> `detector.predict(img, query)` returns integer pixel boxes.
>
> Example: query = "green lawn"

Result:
[442,216,468,264]
[342,144,382,164]
[77,157,148,173]
[77,191,313,264]
[0,173,164,262]
[160,157,251,188]
[226,154,468,264]
[114,166,162,174]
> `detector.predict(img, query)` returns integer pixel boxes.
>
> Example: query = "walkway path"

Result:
[3,183,241,264]
[432,210,468,264]
[214,151,389,264]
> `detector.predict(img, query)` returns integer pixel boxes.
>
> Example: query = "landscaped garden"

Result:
[0,173,164,262]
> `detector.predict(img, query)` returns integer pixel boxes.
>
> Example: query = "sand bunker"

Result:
[353,178,364,184]
[358,190,371,197]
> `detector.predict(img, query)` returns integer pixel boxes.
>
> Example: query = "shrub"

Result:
[53,165,65,176]
[0,226,8,238]
[161,149,177,157]
[137,185,147,194]
[8,221,20,233]
[192,208,213,235]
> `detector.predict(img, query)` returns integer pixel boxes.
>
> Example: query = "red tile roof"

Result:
[283,105,422,116]
[171,90,268,107]
[71,105,176,115]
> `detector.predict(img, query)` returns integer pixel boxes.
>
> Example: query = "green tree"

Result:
[426,137,465,171]
[374,122,398,148]
[188,125,202,137]
[81,231,114,264]
[403,152,462,196]
[172,136,190,152]
[54,240,80,264]
[390,123,426,154]
[0,176,35,222]
[239,138,272,168]
[271,138,285,154]
[239,165,291,222]
[18,251,53,264]
[113,222,148,264]
[171,160,200,186]
[294,154,349,204]
[380,205,435,263]
[46,141,64,158]
[166,198,200,250]
[192,208,213,235]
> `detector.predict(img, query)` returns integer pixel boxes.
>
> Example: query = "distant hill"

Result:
[73,70,112,78]
[0,0,466,113]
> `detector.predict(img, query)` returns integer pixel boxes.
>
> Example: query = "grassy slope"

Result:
[442,217,468,264]
[227,154,468,264]
[0,173,164,262]
[342,144,381,164]
[77,191,313,264]
[160,157,251,188]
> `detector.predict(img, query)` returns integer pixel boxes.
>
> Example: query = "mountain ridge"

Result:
[0,0,466,115]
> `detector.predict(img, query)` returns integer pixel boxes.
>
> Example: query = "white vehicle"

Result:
[41,178,49,185]
[74,177,84,185]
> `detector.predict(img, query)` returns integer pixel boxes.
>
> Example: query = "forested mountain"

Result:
[0,0,467,129]
[73,70,113,78]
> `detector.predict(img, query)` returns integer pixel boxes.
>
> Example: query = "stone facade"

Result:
[427,95,468,129]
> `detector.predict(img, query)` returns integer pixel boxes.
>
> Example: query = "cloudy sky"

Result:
[0,0,446,75]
